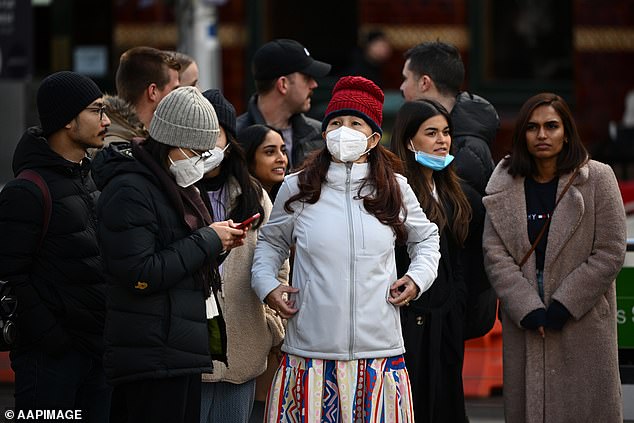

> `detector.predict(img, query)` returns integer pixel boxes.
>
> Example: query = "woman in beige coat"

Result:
[197,90,287,423]
[483,93,626,423]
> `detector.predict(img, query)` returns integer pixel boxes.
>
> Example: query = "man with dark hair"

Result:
[104,46,180,143]
[401,40,498,196]
[0,71,111,421]
[236,38,331,170]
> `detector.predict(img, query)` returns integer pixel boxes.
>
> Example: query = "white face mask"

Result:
[203,145,229,173]
[325,126,376,162]
[169,148,205,188]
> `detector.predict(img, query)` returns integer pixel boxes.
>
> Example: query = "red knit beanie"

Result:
[322,76,384,135]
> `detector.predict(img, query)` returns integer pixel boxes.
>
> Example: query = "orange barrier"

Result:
[619,180,634,214]
[462,318,503,398]
[0,351,13,383]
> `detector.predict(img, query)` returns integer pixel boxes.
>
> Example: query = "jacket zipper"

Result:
[345,163,355,359]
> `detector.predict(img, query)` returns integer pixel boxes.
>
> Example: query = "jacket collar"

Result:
[325,162,369,192]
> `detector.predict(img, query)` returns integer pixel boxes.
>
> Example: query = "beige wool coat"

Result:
[482,159,626,423]
[202,178,288,384]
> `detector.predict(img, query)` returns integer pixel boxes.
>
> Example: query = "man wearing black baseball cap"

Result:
[237,39,332,170]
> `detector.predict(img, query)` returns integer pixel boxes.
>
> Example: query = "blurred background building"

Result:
[0,0,633,183]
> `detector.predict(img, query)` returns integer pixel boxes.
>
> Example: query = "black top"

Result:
[525,176,559,270]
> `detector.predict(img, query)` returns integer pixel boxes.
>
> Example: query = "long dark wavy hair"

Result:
[390,99,471,246]
[198,132,265,229]
[505,92,589,177]
[284,139,408,245]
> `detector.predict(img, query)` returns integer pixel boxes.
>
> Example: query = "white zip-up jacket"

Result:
[251,162,440,360]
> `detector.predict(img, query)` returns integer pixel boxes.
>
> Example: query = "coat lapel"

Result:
[544,167,586,267]
[484,174,531,262]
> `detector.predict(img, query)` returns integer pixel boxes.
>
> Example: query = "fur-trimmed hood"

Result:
[103,94,148,143]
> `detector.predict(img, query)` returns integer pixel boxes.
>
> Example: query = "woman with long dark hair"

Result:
[237,124,288,202]
[196,89,287,423]
[251,76,441,422]
[483,93,626,422]
[390,99,482,422]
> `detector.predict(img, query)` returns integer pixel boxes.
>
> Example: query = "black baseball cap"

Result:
[252,39,332,80]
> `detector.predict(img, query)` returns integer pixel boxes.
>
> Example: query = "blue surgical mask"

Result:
[410,141,454,171]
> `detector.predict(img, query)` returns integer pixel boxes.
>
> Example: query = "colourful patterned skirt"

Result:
[264,353,415,423]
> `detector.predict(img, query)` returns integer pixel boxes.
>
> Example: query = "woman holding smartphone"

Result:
[251,76,440,422]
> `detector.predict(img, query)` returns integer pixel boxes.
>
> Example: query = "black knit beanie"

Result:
[37,71,103,136]
[202,89,237,140]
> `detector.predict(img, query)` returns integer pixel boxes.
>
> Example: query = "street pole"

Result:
[192,0,222,91]
[176,0,223,91]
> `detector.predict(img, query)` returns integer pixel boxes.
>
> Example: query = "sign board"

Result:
[0,0,31,79]
[73,46,108,78]
[617,252,634,348]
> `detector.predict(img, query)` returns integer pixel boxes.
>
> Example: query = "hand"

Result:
[388,275,420,307]
[265,285,300,319]
[209,220,246,251]
[546,300,571,331]
[520,308,547,338]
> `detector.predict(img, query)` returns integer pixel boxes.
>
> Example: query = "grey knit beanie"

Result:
[149,86,220,150]
[37,71,103,136]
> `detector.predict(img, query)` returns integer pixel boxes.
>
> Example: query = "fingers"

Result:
[265,285,299,318]
[388,276,417,307]
[210,222,247,251]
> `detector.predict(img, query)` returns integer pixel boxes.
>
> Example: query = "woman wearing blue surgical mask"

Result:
[252,76,440,422]
[196,89,288,423]
[390,99,485,423]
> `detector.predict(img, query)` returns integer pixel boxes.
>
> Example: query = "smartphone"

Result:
[234,212,261,230]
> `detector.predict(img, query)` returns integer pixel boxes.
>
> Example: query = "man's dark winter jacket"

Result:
[451,92,499,339]
[0,127,105,357]
[92,142,223,385]
[451,92,499,196]
[236,95,324,169]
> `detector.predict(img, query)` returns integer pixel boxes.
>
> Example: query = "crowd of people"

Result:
[0,36,627,423]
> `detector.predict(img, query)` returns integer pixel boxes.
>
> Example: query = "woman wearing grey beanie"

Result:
[92,86,246,423]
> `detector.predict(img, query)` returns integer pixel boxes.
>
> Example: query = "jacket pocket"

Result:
[295,280,312,333]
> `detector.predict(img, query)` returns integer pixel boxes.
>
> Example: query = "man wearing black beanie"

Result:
[0,71,112,421]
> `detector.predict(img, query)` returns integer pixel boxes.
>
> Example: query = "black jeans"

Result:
[118,374,201,423]
[11,348,111,423]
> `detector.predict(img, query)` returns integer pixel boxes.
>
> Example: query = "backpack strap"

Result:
[16,169,52,251]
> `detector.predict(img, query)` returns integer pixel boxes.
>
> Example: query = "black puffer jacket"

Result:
[236,94,324,169]
[92,141,223,385]
[0,127,105,357]
[451,92,499,196]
